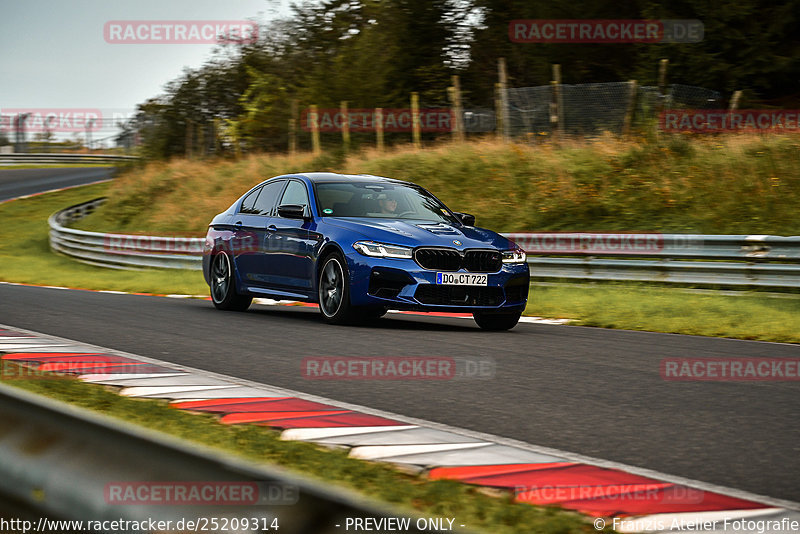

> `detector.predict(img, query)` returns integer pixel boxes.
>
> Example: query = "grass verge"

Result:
[0,182,207,295]
[1,184,797,343]
[74,135,800,236]
[0,360,596,534]
[526,283,800,343]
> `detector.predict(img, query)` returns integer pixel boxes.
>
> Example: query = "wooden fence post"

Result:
[498,58,509,142]
[411,92,421,149]
[729,91,742,111]
[186,119,193,159]
[551,64,564,139]
[450,75,465,142]
[341,101,350,152]
[288,99,297,155]
[375,108,384,151]
[658,59,669,110]
[310,105,321,155]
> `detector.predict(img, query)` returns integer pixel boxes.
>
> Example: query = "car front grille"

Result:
[414,248,502,272]
[414,248,462,271]
[462,250,502,272]
[414,285,504,306]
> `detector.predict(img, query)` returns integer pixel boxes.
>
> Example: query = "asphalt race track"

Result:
[1,284,798,503]
[0,167,113,202]
[1,168,798,504]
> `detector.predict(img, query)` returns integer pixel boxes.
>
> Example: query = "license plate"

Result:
[436,272,488,286]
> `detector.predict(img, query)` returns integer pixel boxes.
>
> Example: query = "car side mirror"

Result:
[277,204,309,220]
[454,212,475,226]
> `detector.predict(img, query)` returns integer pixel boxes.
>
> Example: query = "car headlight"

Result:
[353,241,413,259]
[501,248,527,264]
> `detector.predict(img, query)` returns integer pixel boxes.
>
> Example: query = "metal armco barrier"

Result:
[49,199,800,288]
[0,384,432,533]
[49,198,203,270]
[504,232,800,288]
[0,153,138,165]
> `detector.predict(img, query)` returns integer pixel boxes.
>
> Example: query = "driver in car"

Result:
[378,193,398,215]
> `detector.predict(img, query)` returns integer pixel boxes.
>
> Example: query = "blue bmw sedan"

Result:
[202,173,529,330]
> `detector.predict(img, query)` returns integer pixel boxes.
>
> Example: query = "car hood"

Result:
[323,217,515,250]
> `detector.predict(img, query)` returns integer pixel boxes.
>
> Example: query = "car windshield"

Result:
[315,182,460,224]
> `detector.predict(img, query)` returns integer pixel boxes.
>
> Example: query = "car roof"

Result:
[275,172,410,185]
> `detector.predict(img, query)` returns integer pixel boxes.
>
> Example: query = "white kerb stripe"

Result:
[281,426,417,441]
[350,442,489,460]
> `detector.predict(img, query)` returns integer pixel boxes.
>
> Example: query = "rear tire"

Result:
[473,310,522,331]
[318,252,356,324]
[210,251,252,311]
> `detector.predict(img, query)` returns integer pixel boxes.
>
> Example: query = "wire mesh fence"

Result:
[505,82,721,138]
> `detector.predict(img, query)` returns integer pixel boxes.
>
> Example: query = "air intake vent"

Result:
[416,223,460,235]
[415,285,504,306]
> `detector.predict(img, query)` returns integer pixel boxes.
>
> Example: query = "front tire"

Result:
[473,310,522,331]
[318,252,356,324]
[210,251,252,311]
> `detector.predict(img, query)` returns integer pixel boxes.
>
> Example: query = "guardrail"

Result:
[0,384,431,532]
[49,198,203,270]
[505,232,800,288]
[49,199,800,288]
[0,153,138,165]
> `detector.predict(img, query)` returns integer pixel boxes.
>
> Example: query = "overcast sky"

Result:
[0,0,291,142]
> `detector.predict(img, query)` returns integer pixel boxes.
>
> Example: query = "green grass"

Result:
[526,283,800,343]
[0,360,597,534]
[0,182,207,295]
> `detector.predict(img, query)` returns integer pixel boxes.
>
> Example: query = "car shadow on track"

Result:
[235,305,484,333]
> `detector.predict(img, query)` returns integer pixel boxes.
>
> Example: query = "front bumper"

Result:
[345,252,530,312]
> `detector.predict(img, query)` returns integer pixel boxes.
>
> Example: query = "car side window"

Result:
[253,180,286,216]
[239,187,262,214]
[279,181,309,210]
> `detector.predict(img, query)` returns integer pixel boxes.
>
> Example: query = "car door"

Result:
[233,180,286,289]
[264,179,318,293]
